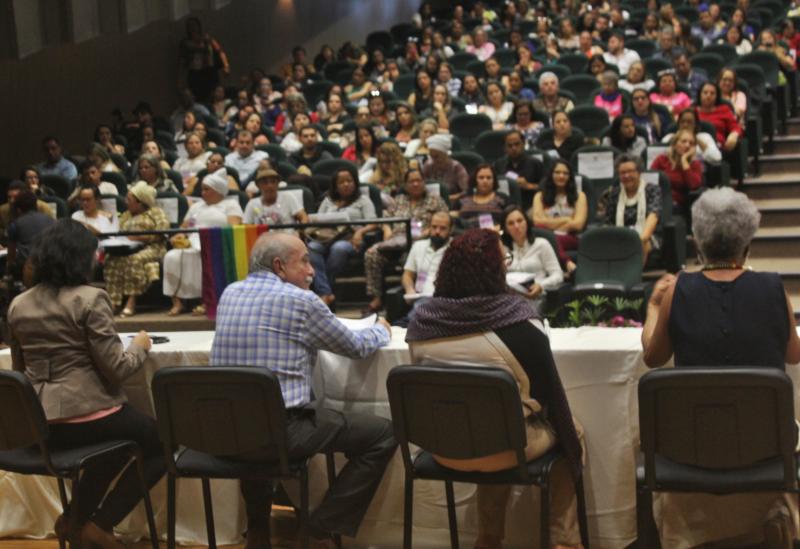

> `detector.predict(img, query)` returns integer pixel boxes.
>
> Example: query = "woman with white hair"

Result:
[162,168,242,315]
[532,72,575,115]
[641,187,800,547]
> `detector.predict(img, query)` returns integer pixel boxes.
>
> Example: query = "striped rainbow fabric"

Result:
[199,224,269,318]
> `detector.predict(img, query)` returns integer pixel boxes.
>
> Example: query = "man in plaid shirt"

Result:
[211,232,395,549]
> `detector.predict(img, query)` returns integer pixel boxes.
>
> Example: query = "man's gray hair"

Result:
[249,233,294,274]
[691,187,760,262]
[538,71,559,86]
[614,153,642,173]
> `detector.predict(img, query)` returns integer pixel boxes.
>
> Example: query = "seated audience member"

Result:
[532,159,588,272]
[661,109,722,163]
[506,71,535,102]
[138,140,172,171]
[494,130,543,206]
[536,111,584,161]
[68,161,119,207]
[459,74,486,107]
[480,81,515,130]
[419,84,455,130]
[406,228,584,549]
[344,67,375,103]
[691,6,722,47]
[209,231,396,549]
[137,153,178,193]
[516,43,543,76]
[603,30,640,76]
[437,62,462,97]
[642,187,800,549]
[71,185,119,237]
[242,168,308,228]
[649,70,691,121]
[694,82,743,153]
[184,152,240,197]
[370,141,409,199]
[94,124,126,156]
[421,134,469,203]
[289,126,333,172]
[224,130,268,185]
[6,190,56,279]
[509,100,545,150]
[501,205,563,313]
[532,72,575,115]
[391,103,419,147]
[280,111,319,154]
[631,89,671,144]
[720,24,752,55]
[453,164,509,230]
[163,170,243,316]
[342,124,379,183]
[650,129,704,214]
[172,132,211,184]
[593,71,625,120]
[8,220,163,549]
[87,142,120,173]
[717,68,747,127]
[620,61,654,93]
[366,92,392,135]
[103,182,169,317]
[466,27,496,61]
[758,29,795,72]
[364,169,448,313]
[603,115,647,158]
[308,167,377,306]
[37,136,78,180]
[408,69,435,113]
[404,118,439,164]
[21,166,55,198]
[652,27,684,63]
[0,181,55,246]
[673,53,708,99]
[482,57,509,90]
[322,92,351,144]
[587,55,611,81]
[598,154,661,264]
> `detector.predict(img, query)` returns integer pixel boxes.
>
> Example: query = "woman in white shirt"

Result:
[71,185,118,236]
[501,205,563,313]
[480,81,515,129]
[172,132,211,186]
[661,109,722,164]
[162,168,242,315]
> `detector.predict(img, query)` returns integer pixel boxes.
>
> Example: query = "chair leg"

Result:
[324,451,342,549]
[299,469,310,549]
[133,450,159,549]
[403,474,414,549]
[444,481,459,549]
[68,473,81,548]
[56,478,69,549]
[167,474,176,549]
[201,478,217,549]
[636,484,659,549]
[540,479,551,549]
[576,475,590,549]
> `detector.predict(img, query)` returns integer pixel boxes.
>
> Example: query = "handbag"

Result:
[307,225,352,246]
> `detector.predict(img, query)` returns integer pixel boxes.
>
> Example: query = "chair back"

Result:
[101,171,129,196]
[449,51,478,70]
[41,195,69,219]
[638,367,797,489]
[155,191,189,227]
[386,365,529,479]
[393,73,417,100]
[561,74,602,106]
[450,150,486,177]
[568,106,610,138]
[575,226,643,289]
[689,52,724,81]
[627,39,657,59]
[40,174,73,201]
[557,53,587,74]
[0,371,54,471]
[449,113,493,149]
[256,143,286,162]
[643,58,672,80]
[311,158,357,178]
[152,367,292,476]
[474,129,510,163]
[701,43,737,65]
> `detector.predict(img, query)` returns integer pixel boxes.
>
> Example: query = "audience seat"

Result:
[473,130,511,163]
[449,113,493,150]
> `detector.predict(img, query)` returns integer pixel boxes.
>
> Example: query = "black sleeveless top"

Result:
[668,270,789,368]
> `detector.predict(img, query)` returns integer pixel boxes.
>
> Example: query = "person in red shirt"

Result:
[694,81,743,152]
[650,129,704,212]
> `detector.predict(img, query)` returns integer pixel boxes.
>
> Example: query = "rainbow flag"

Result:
[200,224,269,318]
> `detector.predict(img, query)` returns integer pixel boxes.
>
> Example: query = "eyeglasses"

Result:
[504,251,513,265]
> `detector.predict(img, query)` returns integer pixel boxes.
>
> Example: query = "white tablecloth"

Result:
[1,328,798,548]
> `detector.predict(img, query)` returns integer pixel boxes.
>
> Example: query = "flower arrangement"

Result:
[549,295,643,328]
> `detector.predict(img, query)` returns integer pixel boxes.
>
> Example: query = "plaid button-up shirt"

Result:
[210,271,390,407]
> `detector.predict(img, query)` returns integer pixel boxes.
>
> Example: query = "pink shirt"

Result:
[649,91,692,119]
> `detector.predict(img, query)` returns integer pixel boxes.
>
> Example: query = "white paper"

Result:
[338,314,377,331]
[309,212,350,223]
[425,183,441,197]
[506,272,535,295]
[156,197,180,224]
[577,151,614,179]
[646,146,668,169]
[403,292,432,302]
[99,237,143,249]
[641,171,659,187]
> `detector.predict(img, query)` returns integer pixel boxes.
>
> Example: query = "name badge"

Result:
[479,214,494,229]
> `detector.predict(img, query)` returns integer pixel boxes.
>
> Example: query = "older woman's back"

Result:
[669,271,789,368]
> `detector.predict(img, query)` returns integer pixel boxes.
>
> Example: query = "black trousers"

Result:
[240,404,397,538]
[48,404,166,530]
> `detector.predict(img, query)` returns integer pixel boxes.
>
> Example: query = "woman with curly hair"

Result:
[370,141,408,200]
[406,228,584,549]
[532,159,587,271]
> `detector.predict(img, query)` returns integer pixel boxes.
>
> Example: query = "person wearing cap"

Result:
[602,31,640,76]
[162,168,243,316]
[242,168,308,231]
[421,133,469,202]
[103,181,170,317]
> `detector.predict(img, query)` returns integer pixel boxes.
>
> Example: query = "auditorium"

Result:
[1,0,800,548]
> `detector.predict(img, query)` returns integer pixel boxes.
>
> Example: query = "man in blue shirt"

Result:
[37,136,77,181]
[211,232,395,548]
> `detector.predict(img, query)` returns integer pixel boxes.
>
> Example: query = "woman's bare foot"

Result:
[81,521,124,549]
[167,297,184,316]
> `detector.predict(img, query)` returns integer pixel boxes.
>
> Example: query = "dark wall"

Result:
[0,0,420,178]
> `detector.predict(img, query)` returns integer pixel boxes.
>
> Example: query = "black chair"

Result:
[366,30,394,54]
[449,113,493,150]
[689,52,724,81]
[152,367,340,549]
[40,174,73,201]
[568,106,611,139]
[387,365,590,549]
[473,129,510,163]
[636,367,800,548]
[557,53,588,74]
[101,171,129,196]
[164,169,184,194]
[311,158,358,178]
[450,150,486,177]
[41,195,69,219]
[155,192,189,227]
[449,51,479,70]
[0,371,158,549]
[560,75,601,106]
[627,39,657,60]
[256,143,287,163]
[393,73,417,100]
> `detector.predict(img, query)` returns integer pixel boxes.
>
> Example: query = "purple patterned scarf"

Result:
[406,293,538,342]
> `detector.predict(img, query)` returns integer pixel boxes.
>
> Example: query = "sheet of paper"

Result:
[506,272,535,286]
[99,237,143,249]
[577,151,614,179]
[403,292,432,302]
[338,314,377,331]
